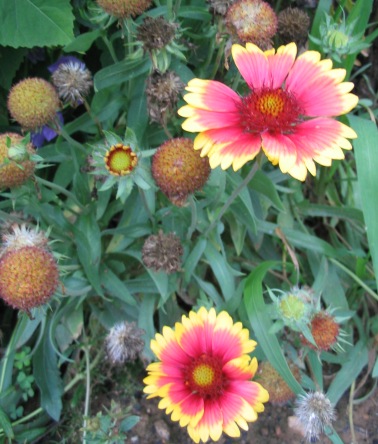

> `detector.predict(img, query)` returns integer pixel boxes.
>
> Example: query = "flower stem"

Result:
[35,177,85,210]
[204,161,259,237]
[82,331,91,444]
[187,195,198,241]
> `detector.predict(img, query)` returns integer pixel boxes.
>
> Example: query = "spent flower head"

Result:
[226,0,278,49]
[300,310,341,352]
[142,230,183,274]
[0,224,59,313]
[207,0,236,16]
[152,138,211,206]
[51,57,93,107]
[294,391,336,442]
[105,321,145,364]
[96,0,152,19]
[278,7,310,46]
[7,77,60,130]
[146,70,184,124]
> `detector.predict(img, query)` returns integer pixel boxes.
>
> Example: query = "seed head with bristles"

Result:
[294,391,336,442]
[142,230,183,274]
[51,60,93,107]
[105,321,145,364]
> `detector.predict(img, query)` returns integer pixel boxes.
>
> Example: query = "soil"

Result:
[125,384,378,444]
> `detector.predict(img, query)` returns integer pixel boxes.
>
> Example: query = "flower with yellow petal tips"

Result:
[178,42,358,181]
[144,307,269,443]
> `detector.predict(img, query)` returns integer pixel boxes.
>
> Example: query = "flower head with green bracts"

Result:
[144,307,269,443]
[178,42,358,181]
[90,128,155,203]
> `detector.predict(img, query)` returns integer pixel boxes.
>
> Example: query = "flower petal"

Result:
[266,43,297,88]
[232,43,269,89]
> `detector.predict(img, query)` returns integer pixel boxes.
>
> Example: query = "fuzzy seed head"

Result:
[137,17,178,52]
[96,0,152,18]
[278,7,310,45]
[142,230,183,274]
[294,392,336,442]
[0,246,59,311]
[257,361,300,405]
[51,61,93,107]
[0,133,36,189]
[301,311,340,351]
[7,78,60,130]
[104,144,138,176]
[1,224,47,255]
[226,0,278,48]
[105,321,145,364]
[207,0,236,16]
[152,138,211,206]
[146,71,184,124]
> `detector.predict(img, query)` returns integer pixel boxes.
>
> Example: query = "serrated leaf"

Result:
[0,0,74,48]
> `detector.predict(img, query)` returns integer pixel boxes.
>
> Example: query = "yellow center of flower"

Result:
[240,87,303,134]
[192,364,215,387]
[104,144,138,176]
[186,354,225,398]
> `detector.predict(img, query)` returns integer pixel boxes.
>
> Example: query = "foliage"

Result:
[0,0,377,443]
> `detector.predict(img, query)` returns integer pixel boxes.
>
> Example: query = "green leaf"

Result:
[184,238,207,284]
[101,267,137,307]
[33,326,63,421]
[350,115,378,289]
[94,58,151,91]
[63,29,102,53]
[250,170,285,212]
[0,0,74,48]
[0,405,14,439]
[243,262,304,395]
[204,243,235,301]
[0,47,27,90]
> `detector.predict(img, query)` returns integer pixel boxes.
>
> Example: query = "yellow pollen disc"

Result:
[257,92,284,117]
[192,364,215,387]
[104,144,138,176]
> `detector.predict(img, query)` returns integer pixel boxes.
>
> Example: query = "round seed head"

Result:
[105,321,145,364]
[96,0,152,18]
[142,230,183,274]
[7,78,60,130]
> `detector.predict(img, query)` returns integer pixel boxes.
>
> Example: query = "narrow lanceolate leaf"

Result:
[349,115,378,289]
[33,327,63,421]
[0,0,74,48]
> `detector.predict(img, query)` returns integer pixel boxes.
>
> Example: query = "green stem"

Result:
[102,36,118,63]
[57,125,87,157]
[83,99,103,137]
[35,177,85,210]
[204,162,259,237]
[329,258,378,301]
[82,332,91,444]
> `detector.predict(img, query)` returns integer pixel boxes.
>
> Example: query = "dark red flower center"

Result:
[239,87,303,134]
[186,354,225,399]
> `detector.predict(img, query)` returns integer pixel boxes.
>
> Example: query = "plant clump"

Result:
[151,138,211,206]
[0,133,36,189]
[7,78,60,130]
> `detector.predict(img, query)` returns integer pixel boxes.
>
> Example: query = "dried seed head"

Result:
[104,144,138,176]
[0,133,36,189]
[7,78,60,130]
[146,71,184,124]
[137,17,178,52]
[278,7,311,45]
[207,0,236,16]
[257,361,300,405]
[301,311,340,351]
[0,228,59,311]
[142,230,183,274]
[294,391,336,442]
[105,321,145,364]
[226,0,278,48]
[152,138,211,206]
[51,60,93,107]
[96,0,152,19]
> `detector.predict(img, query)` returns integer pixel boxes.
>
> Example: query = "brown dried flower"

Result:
[142,231,183,274]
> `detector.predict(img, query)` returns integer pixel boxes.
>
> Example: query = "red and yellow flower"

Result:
[178,42,358,181]
[144,307,269,443]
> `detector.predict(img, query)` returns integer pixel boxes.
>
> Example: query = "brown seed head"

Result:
[301,311,340,351]
[7,78,60,130]
[142,230,183,274]
[226,0,278,48]
[137,17,178,53]
[278,7,310,45]
[152,138,211,206]
[0,245,59,311]
[96,0,152,18]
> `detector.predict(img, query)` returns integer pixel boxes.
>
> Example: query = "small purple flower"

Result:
[48,55,85,73]
[31,112,64,148]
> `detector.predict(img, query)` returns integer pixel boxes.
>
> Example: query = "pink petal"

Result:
[261,132,297,173]
[266,43,297,88]
[232,43,269,90]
